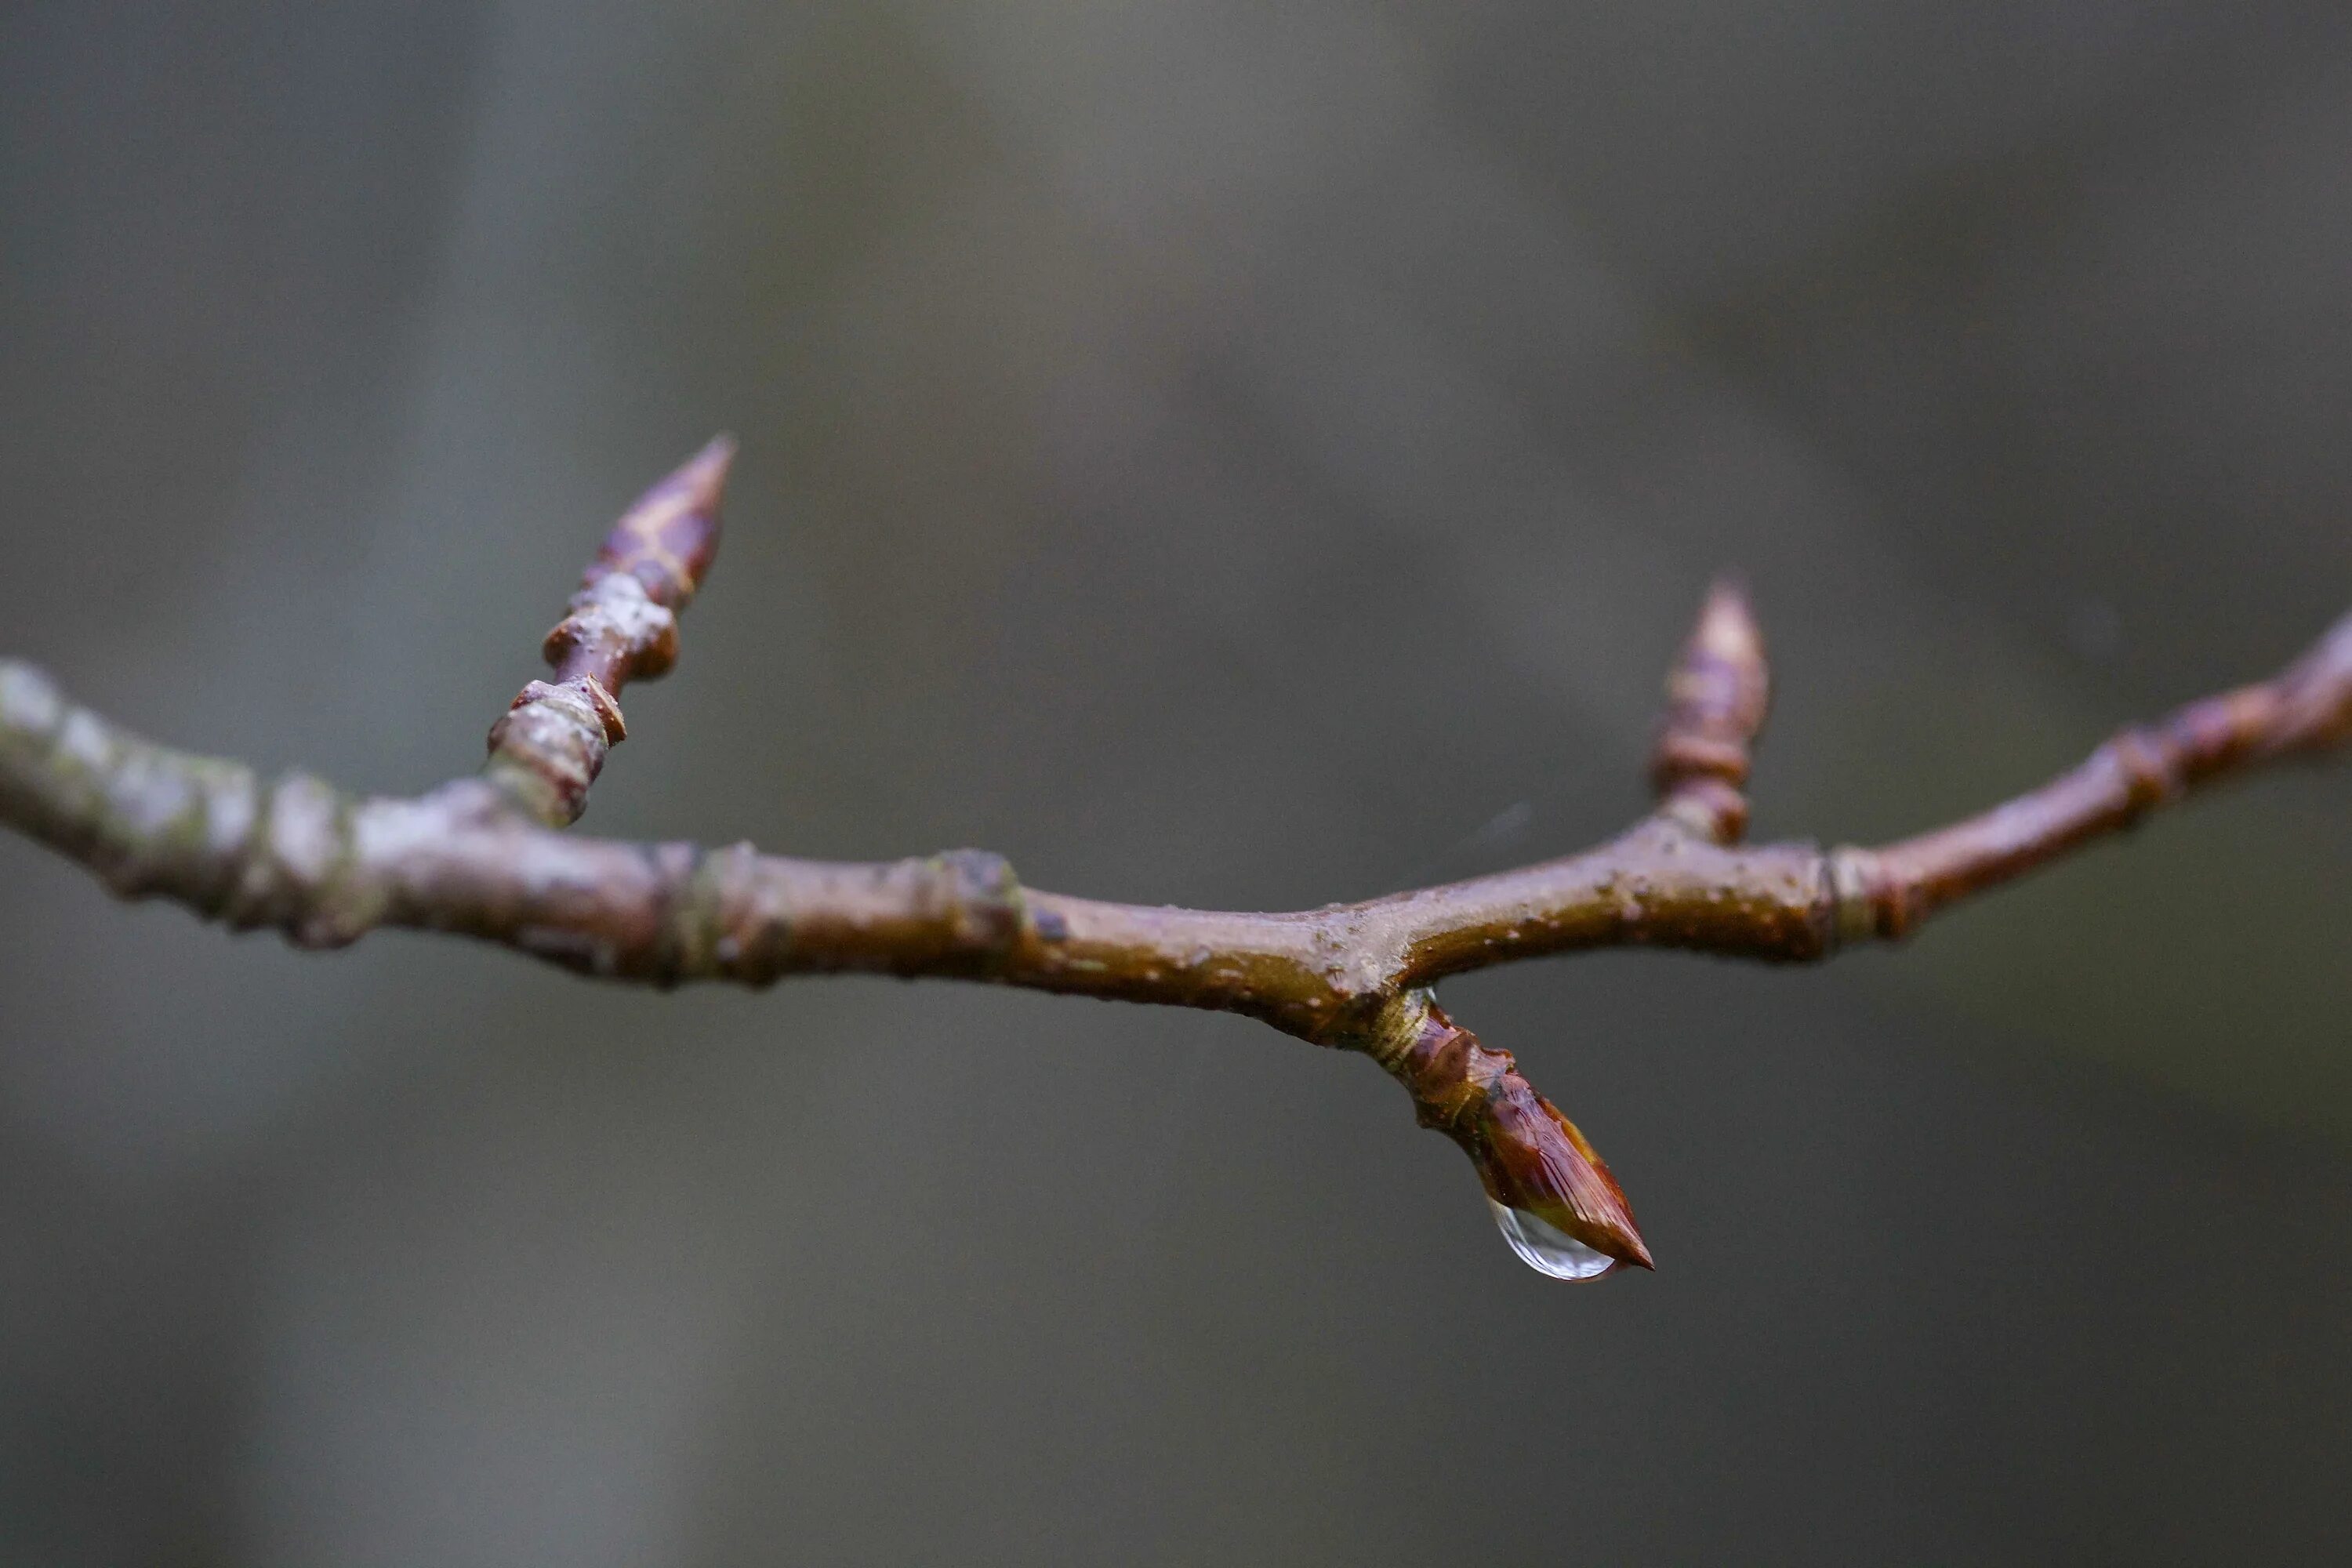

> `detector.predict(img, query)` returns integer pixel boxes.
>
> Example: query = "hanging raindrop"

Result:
[1487,1198,1621,1280]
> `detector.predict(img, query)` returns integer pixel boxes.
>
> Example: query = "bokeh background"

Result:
[5,2,2352,1561]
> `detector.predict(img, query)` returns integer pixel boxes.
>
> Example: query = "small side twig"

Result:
[4,442,2347,1279]
[483,436,733,826]
[1650,577,1769,845]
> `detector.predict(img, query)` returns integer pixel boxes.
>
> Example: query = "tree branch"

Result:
[481,437,733,826]
[5,445,2349,1279]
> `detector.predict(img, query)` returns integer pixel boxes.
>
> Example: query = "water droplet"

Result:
[1488,1199,1620,1280]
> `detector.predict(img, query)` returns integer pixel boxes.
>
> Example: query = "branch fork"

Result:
[5,440,2349,1279]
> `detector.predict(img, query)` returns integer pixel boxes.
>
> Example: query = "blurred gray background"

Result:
[4,2,2351,1562]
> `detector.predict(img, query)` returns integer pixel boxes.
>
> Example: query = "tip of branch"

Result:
[1472,1085,1656,1274]
[2277,607,2352,750]
[1650,575,1772,842]
[1382,998,1653,1279]
[587,436,737,609]
[1691,576,1763,673]
[681,431,739,499]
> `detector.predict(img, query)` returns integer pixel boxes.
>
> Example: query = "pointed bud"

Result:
[1651,577,1770,842]
[1380,995,1652,1279]
[543,437,735,691]
[588,434,735,611]
[1470,1078,1653,1278]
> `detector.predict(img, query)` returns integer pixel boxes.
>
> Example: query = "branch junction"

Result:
[7,442,2349,1277]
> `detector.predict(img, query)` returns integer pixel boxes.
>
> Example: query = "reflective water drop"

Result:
[1487,1198,1620,1280]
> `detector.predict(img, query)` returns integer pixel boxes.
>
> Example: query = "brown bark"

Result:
[5,443,2348,1276]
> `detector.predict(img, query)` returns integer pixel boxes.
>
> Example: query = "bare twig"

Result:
[5,443,2348,1278]
[483,437,733,826]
